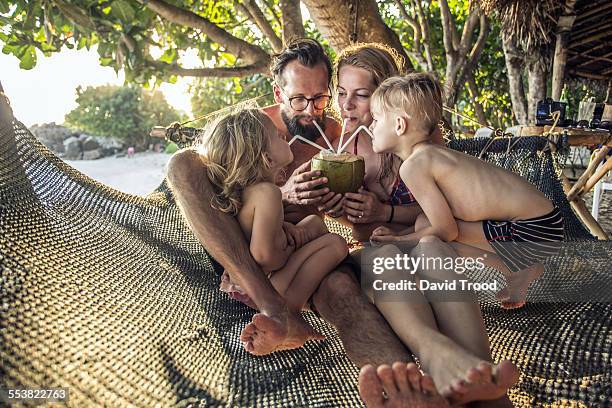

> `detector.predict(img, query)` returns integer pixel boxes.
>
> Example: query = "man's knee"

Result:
[418,235,442,244]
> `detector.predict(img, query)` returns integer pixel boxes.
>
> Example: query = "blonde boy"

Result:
[369,73,564,309]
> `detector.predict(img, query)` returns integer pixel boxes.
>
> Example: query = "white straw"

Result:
[287,134,328,151]
[338,125,374,154]
[338,118,348,155]
[313,120,335,152]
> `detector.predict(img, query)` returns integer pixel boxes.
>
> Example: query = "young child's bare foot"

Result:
[239,312,325,356]
[422,334,519,405]
[443,360,519,406]
[496,263,544,309]
[359,362,450,407]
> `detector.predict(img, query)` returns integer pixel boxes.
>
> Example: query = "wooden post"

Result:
[581,155,612,196]
[551,2,577,100]
[549,141,609,240]
[567,146,610,200]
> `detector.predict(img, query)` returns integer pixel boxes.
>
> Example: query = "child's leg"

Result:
[270,233,348,312]
[370,242,517,405]
[454,220,543,309]
[297,214,328,240]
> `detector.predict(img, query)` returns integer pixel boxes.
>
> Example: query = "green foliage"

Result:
[0,0,530,130]
[64,84,181,148]
[0,0,275,84]
[380,1,513,132]
[189,74,273,128]
[456,21,514,131]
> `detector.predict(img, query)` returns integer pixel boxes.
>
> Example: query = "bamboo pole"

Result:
[567,146,610,200]
[550,142,609,240]
[563,176,609,240]
[581,155,612,196]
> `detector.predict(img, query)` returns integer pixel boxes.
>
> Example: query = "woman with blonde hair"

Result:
[326,42,442,241]
[199,108,347,355]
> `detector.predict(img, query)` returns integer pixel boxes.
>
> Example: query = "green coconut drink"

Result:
[311,151,365,194]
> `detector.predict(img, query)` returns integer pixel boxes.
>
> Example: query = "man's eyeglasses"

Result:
[278,86,332,111]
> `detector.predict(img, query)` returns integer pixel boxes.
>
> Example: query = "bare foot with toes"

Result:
[359,362,450,407]
[421,334,518,405]
[240,312,325,356]
[496,263,544,309]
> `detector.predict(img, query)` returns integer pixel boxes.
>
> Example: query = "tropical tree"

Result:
[1,0,517,130]
[64,84,181,147]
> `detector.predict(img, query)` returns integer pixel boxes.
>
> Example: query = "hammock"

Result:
[1,96,610,406]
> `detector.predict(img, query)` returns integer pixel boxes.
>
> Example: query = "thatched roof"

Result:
[566,1,612,81]
[479,0,560,52]
[480,0,611,81]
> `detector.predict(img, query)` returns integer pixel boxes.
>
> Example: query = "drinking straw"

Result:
[338,118,348,155]
[287,134,328,151]
[338,125,374,154]
[313,120,335,152]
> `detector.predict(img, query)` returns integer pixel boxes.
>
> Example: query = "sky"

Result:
[1,4,312,128]
[0,46,195,127]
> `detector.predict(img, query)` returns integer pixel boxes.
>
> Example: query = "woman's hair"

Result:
[334,43,406,192]
[334,42,405,88]
[198,108,273,215]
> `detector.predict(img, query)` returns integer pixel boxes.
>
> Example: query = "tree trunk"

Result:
[279,0,305,45]
[303,0,412,70]
[466,73,488,127]
[527,52,547,125]
[551,0,577,100]
[502,35,528,125]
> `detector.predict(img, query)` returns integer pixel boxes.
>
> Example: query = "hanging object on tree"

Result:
[349,0,358,43]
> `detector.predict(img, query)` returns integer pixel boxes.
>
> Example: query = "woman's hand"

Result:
[317,192,344,218]
[343,187,387,224]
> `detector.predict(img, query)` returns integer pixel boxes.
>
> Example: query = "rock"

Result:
[82,135,101,151]
[29,122,72,153]
[63,136,82,160]
[82,149,101,160]
[80,134,124,157]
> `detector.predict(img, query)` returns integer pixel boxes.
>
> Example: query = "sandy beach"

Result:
[63,153,611,236]
[65,152,171,197]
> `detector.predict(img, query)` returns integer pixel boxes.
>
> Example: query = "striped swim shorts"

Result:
[482,207,564,273]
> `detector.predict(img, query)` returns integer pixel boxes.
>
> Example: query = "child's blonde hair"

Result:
[371,73,442,134]
[199,108,273,215]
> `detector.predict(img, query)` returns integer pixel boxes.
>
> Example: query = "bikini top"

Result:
[353,133,417,206]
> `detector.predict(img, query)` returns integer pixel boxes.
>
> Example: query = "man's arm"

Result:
[166,149,287,313]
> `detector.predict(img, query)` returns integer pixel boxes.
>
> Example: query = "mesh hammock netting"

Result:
[1,99,610,406]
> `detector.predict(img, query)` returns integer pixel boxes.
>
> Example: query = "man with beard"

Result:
[262,39,344,223]
[167,38,412,364]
